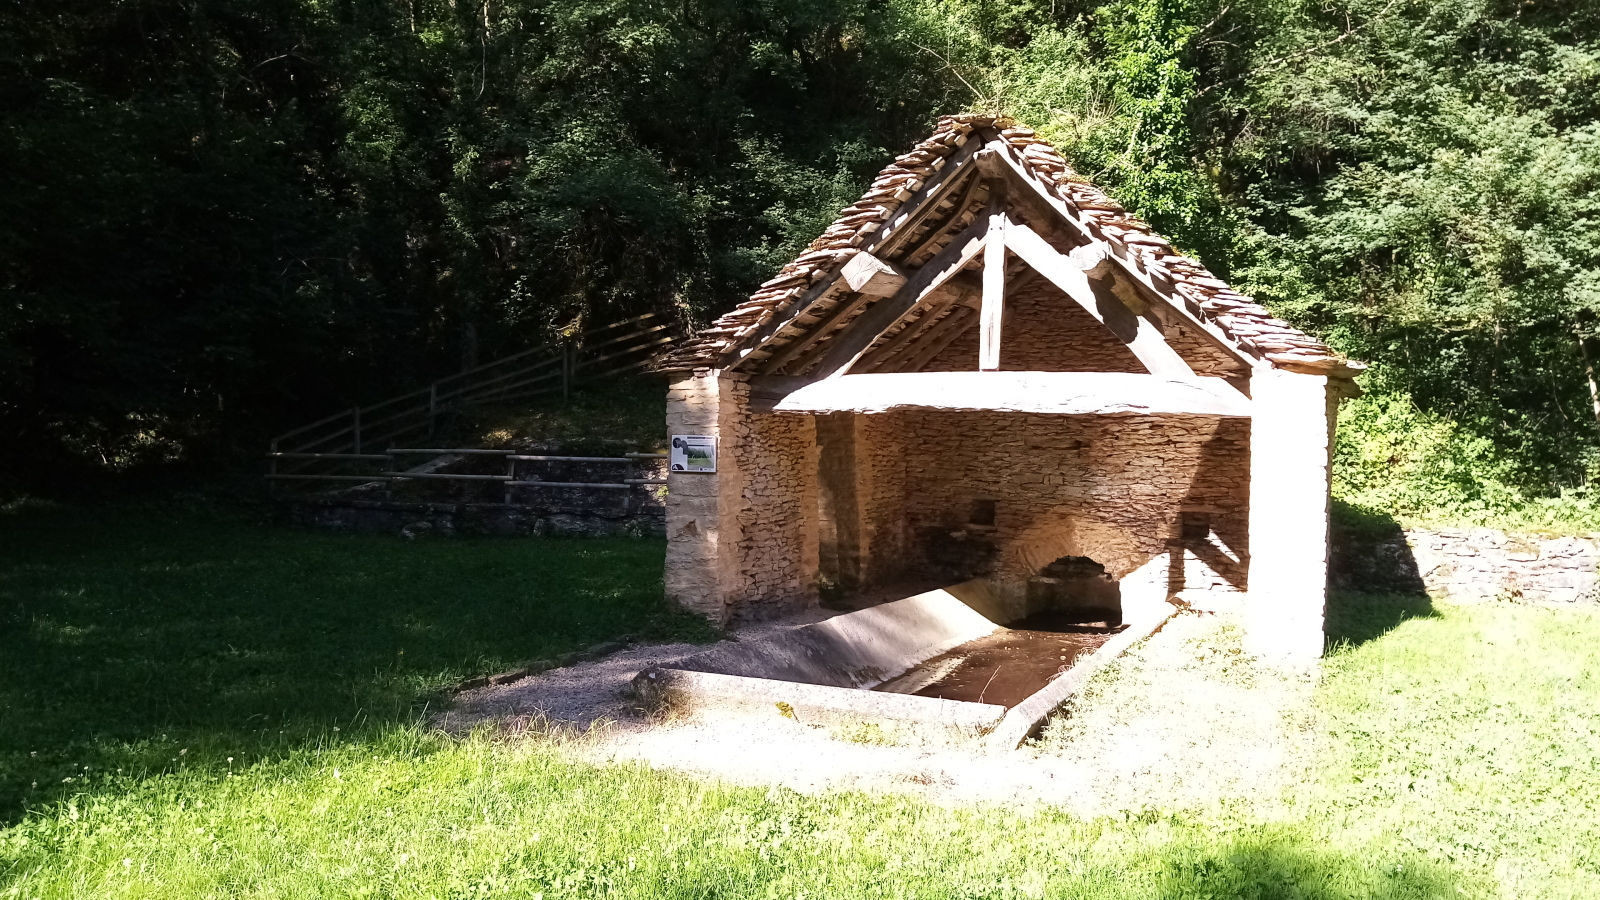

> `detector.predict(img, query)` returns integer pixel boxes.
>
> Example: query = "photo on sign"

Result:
[670,435,716,473]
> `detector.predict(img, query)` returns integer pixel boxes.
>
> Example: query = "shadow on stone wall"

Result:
[1328,499,1427,595]
[1326,500,1437,647]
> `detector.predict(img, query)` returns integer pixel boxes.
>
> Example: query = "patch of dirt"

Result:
[439,610,1317,814]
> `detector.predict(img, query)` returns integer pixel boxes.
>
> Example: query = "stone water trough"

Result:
[634,581,1176,749]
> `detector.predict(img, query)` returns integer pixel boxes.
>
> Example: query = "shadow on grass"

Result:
[1151,831,1467,899]
[0,499,716,824]
[1325,590,1441,648]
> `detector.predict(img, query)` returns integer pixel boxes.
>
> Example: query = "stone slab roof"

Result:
[656,113,1363,379]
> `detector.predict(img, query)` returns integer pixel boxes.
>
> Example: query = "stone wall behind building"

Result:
[1332,526,1600,604]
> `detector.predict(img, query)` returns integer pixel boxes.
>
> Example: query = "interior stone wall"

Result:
[841,410,1250,600]
[669,381,1267,626]
[922,279,1143,374]
[855,412,910,587]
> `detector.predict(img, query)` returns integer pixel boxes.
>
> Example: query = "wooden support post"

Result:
[980,213,1007,371]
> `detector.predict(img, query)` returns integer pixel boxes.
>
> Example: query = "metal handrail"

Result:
[267,313,678,491]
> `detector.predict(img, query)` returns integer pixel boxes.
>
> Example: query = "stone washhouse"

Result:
[654,114,1365,662]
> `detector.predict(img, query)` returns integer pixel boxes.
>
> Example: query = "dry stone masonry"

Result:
[1333,526,1600,604]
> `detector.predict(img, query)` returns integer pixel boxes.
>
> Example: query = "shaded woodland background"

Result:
[2,0,1598,523]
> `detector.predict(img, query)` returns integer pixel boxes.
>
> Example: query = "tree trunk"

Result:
[1574,318,1600,427]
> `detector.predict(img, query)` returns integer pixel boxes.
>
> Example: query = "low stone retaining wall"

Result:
[280,497,665,538]
[1332,526,1599,604]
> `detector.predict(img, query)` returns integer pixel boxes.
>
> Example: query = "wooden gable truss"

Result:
[657,115,1362,412]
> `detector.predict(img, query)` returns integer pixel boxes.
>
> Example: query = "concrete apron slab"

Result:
[633,587,1178,749]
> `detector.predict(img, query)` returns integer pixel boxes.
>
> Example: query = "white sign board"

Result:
[669,435,716,473]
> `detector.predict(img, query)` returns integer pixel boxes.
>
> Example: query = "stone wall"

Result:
[728,402,820,620]
[665,368,1344,652]
[857,409,1249,599]
[664,372,734,622]
[280,497,664,538]
[664,371,821,625]
[1332,526,1600,604]
[920,277,1247,378]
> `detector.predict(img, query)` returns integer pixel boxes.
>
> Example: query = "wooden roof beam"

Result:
[729,138,987,371]
[978,139,1258,371]
[810,212,994,380]
[856,274,979,372]
[1001,219,1195,379]
[897,306,977,372]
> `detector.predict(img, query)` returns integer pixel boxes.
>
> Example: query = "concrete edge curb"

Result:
[983,601,1180,751]
[633,668,1007,742]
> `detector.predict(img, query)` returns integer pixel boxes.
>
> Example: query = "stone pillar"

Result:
[815,412,863,602]
[664,370,743,625]
[1246,368,1337,661]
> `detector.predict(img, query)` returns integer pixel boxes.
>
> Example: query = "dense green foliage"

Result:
[4,506,1598,896]
[4,0,1599,516]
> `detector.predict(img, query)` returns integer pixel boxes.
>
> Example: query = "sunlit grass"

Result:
[1,505,1596,897]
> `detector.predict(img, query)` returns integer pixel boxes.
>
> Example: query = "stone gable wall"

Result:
[921,280,1142,374]
[916,278,1248,378]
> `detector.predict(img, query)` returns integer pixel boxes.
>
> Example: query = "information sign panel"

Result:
[669,435,716,473]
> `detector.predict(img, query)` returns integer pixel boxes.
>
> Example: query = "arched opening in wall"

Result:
[1020,555,1123,630]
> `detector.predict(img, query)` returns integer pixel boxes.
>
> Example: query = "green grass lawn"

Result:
[1,503,1597,898]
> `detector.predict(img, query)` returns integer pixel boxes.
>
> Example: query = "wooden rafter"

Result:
[856,275,978,372]
[898,165,987,267]
[812,212,993,379]
[733,138,986,372]
[1001,219,1195,379]
[978,137,1256,370]
[897,306,977,372]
